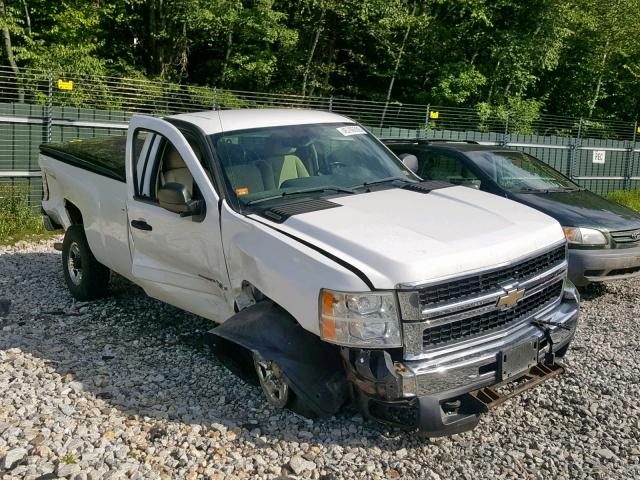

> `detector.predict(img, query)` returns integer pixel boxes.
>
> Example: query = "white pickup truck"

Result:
[39,109,579,436]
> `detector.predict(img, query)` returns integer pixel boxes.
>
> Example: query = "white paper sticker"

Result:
[337,125,366,136]
[592,150,606,164]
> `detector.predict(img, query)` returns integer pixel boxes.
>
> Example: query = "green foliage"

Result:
[0,0,638,121]
[0,186,50,245]
[432,64,486,104]
[607,190,640,212]
[60,453,77,465]
[477,98,544,135]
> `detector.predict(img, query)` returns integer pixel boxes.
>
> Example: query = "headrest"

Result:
[264,141,295,157]
[225,164,265,193]
[217,142,246,166]
[163,145,186,170]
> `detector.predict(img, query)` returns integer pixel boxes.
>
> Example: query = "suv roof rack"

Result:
[381,138,480,145]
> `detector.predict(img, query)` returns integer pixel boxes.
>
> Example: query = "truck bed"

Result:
[40,136,127,182]
[39,149,132,281]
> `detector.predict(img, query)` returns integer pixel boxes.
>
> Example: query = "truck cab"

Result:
[40,109,579,436]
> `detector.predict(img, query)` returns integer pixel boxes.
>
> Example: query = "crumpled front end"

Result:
[344,242,580,436]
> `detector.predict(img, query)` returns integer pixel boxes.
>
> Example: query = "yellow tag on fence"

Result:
[429,111,439,119]
[57,79,73,91]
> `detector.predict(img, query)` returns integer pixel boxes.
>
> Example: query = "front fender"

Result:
[220,203,370,336]
[211,301,349,417]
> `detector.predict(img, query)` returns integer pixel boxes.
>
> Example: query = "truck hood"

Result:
[254,186,565,289]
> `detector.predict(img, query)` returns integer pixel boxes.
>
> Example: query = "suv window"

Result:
[467,150,580,192]
[416,151,481,188]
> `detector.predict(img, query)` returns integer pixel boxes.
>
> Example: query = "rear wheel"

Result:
[62,225,110,301]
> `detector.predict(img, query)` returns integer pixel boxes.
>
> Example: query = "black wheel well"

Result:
[65,200,83,225]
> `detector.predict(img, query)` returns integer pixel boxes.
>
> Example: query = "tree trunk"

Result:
[178,22,188,73]
[383,3,417,105]
[220,30,233,86]
[148,0,158,74]
[148,0,167,76]
[588,39,610,118]
[486,58,501,104]
[316,32,336,97]
[301,10,324,97]
[380,3,416,127]
[158,0,166,77]
[21,0,30,36]
[0,0,24,102]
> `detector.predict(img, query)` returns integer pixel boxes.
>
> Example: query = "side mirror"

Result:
[398,153,419,173]
[158,182,204,217]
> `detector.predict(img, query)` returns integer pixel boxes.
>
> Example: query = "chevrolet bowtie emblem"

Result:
[497,288,525,308]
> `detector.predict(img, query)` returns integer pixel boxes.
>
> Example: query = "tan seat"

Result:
[226,164,268,195]
[161,145,194,196]
[261,144,309,187]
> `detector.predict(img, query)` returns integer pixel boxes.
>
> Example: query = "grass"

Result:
[607,189,640,212]
[0,186,54,245]
[60,453,76,465]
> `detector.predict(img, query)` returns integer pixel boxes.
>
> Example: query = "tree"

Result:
[0,0,24,101]
[0,0,636,121]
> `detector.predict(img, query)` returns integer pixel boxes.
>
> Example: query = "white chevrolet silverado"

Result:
[39,109,579,436]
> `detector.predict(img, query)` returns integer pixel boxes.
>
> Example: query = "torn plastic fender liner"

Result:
[210,300,349,417]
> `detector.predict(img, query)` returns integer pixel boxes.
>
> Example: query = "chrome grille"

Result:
[421,281,563,346]
[417,245,566,307]
[399,243,569,357]
[610,228,640,246]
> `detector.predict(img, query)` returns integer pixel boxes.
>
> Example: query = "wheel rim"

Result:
[253,353,289,408]
[67,242,83,286]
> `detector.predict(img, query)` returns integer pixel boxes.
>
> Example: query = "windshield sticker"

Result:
[336,125,366,136]
[235,187,249,196]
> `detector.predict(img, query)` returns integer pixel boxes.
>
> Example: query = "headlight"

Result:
[319,289,402,347]
[562,227,607,246]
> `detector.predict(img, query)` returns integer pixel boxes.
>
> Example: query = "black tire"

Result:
[62,225,111,301]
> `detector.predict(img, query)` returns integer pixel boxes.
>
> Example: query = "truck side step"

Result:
[467,363,565,413]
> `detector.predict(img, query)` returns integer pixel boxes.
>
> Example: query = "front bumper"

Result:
[568,245,640,286]
[344,286,579,437]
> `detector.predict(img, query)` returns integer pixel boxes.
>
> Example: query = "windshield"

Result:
[467,150,581,192]
[211,123,416,207]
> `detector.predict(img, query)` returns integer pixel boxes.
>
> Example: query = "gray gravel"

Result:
[1,237,639,479]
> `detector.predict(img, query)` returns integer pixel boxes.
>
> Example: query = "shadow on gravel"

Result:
[1,251,431,451]
[577,283,609,300]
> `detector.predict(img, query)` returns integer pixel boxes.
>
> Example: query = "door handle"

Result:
[130,219,152,231]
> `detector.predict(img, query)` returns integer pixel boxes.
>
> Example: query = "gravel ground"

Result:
[1,237,639,480]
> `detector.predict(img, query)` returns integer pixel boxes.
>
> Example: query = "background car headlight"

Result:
[319,289,402,347]
[562,227,607,246]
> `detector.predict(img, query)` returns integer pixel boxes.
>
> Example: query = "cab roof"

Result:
[169,109,355,135]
